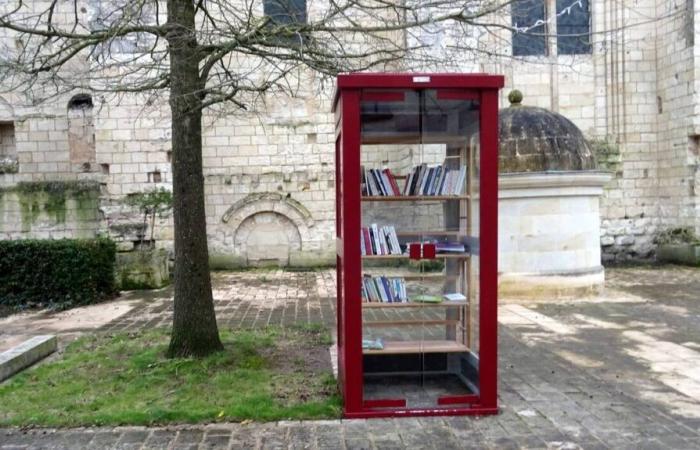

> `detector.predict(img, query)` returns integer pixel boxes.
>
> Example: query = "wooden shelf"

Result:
[395,230,466,237]
[400,274,459,281]
[363,340,469,355]
[361,133,470,146]
[364,319,460,327]
[363,301,467,308]
[362,253,469,260]
[359,272,459,281]
[362,195,469,202]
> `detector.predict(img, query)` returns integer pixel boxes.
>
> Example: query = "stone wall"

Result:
[482,0,689,263]
[0,0,699,268]
[0,181,102,240]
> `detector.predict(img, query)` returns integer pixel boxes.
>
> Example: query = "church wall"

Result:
[0,0,698,267]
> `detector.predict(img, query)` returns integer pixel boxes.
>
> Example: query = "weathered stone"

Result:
[116,249,170,290]
[601,236,615,246]
[499,102,597,173]
[615,236,635,246]
[657,244,700,266]
[0,335,56,382]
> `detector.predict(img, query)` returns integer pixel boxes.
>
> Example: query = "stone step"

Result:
[0,335,57,382]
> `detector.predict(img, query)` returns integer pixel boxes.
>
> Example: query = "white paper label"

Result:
[413,76,430,83]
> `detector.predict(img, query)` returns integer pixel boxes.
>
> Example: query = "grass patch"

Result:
[0,327,340,427]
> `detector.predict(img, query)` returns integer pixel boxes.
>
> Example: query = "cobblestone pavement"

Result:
[3,266,700,449]
[100,270,337,333]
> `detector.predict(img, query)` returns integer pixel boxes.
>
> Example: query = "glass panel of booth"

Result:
[358,87,481,407]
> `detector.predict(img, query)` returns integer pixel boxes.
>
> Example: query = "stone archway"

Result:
[233,212,301,266]
[222,192,315,267]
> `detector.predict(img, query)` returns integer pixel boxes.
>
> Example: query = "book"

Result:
[381,277,393,302]
[388,225,401,255]
[430,165,442,195]
[363,228,372,255]
[418,165,432,195]
[362,338,384,350]
[380,226,389,254]
[438,167,449,195]
[379,169,392,196]
[412,294,443,303]
[384,169,401,195]
[365,168,378,195]
[443,293,466,302]
[362,275,407,303]
[411,164,426,195]
[376,277,389,302]
[453,166,466,195]
[373,169,388,196]
[360,166,367,196]
[403,168,413,195]
[371,224,382,255]
[363,275,378,302]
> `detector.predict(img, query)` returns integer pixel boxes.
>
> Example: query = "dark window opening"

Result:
[263,0,307,45]
[264,0,307,25]
[68,94,93,110]
[512,0,547,56]
[148,170,162,183]
[557,0,591,55]
[0,122,16,158]
[68,94,96,168]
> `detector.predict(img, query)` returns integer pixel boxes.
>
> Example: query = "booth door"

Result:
[359,88,481,409]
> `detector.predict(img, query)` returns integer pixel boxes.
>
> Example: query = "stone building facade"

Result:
[0,0,699,266]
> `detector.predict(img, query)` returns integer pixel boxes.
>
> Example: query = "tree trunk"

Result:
[166,0,223,358]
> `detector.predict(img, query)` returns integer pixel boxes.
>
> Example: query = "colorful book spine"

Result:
[361,276,408,303]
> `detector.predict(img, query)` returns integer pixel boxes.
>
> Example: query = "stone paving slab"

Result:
[2,266,700,449]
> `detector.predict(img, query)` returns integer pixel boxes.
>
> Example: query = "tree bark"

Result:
[166,0,223,358]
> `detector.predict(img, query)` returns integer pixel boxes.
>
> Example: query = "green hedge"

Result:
[0,239,117,309]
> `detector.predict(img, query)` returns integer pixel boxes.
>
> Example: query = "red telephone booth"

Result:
[333,73,503,418]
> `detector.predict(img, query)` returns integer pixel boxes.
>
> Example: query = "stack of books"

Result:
[362,167,401,196]
[403,164,467,196]
[362,275,408,303]
[361,224,402,255]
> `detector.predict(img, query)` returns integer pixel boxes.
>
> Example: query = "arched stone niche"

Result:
[67,93,95,171]
[221,193,314,267]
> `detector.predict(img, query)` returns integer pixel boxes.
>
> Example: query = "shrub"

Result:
[0,238,117,310]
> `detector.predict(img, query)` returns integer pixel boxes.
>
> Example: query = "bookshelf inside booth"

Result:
[335,74,503,418]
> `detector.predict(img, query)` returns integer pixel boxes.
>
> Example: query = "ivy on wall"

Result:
[588,138,622,175]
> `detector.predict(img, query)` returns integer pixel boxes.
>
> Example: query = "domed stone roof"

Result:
[499,91,597,173]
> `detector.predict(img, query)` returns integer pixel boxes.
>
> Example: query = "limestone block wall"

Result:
[0,0,699,269]
[198,84,338,267]
[0,182,102,240]
[595,0,661,262]
[482,0,686,262]
[654,0,700,238]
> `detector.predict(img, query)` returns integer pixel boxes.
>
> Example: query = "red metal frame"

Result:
[333,73,504,418]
